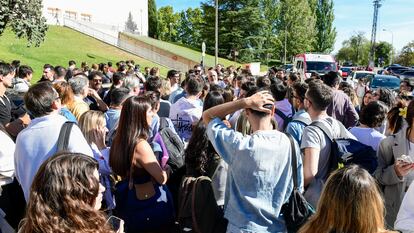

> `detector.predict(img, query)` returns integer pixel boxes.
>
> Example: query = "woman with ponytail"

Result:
[375,100,414,228]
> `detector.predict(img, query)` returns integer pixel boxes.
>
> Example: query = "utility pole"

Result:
[215,0,219,66]
[368,0,383,68]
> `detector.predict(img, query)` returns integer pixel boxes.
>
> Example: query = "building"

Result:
[42,0,148,36]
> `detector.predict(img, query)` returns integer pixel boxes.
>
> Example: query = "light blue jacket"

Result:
[207,118,303,233]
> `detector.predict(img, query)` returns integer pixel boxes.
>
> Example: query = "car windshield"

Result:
[370,78,400,89]
[306,62,336,74]
[355,73,373,79]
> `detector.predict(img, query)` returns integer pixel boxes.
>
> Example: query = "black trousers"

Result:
[0,179,26,229]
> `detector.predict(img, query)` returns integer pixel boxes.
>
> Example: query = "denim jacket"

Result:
[207,118,303,233]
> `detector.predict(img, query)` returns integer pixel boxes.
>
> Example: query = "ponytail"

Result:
[387,100,408,134]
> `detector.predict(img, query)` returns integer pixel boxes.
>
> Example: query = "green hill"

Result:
[0,26,169,83]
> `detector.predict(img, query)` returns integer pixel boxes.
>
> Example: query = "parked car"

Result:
[369,75,401,92]
[340,67,353,77]
[386,66,411,75]
[349,71,375,86]
[400,70,414,79]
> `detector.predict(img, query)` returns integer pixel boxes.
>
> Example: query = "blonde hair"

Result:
[78,110,105,145]
[299,165,395,233]
[160,79,171,98]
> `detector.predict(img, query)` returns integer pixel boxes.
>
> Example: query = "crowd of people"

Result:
[1,58,414,233]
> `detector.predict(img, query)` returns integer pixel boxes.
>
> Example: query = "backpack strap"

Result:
[310,121,334,142]
[191,177,203,233]
[159,117,169,131]
[291,116,311,126]
[56,121,75,152]
[275,109,289,122]
[285,133,298,188]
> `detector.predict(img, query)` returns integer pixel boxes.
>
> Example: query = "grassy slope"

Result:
[0,26,169,83]
[128,34,243,68]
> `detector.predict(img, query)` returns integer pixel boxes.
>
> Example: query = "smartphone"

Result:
[107,216,124,232]
[397,156,413,165]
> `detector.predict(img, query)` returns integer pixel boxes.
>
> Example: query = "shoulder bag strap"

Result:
[285,133,298,188]
[310,120,334,142]
[57,122,75,152]
[192,177,202,233]
[159,117,168,131]
[275,109,288,122]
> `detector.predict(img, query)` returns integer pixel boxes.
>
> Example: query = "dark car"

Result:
[400,70,414,79]
[369,75,401,92]
[386,66,411,75]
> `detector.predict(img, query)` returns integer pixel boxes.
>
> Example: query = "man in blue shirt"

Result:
[286,82,311,145]
[203,90,303,233]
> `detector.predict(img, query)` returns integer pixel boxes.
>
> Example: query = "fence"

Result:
[63,17,118,46]
[62,18,198,71]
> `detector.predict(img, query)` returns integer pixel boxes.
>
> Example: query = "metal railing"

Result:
[62,17,193,71]
[63,17,118,46]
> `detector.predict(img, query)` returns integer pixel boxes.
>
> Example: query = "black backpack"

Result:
[177,176,228,233]
[311,121,378,174]
[156,117,185,171]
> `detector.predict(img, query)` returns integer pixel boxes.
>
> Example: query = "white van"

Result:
[293,53,337,80]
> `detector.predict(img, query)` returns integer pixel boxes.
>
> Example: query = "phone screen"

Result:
[107,216,122,231]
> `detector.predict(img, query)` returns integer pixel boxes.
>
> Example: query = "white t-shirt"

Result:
[169,97,202,142]
[0,130,15,185]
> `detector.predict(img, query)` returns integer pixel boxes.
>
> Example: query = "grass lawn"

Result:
[0,26,170,83]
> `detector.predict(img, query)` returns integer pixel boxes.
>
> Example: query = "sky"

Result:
[156,0,414,54]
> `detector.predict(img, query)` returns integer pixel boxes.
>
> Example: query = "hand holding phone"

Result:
[107,216,124,233]
[395,155,414,177]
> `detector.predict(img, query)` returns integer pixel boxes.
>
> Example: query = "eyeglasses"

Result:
[195,70,201,74]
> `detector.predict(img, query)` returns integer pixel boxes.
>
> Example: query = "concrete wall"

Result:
[118,33,199,72]
[43,0,148,36]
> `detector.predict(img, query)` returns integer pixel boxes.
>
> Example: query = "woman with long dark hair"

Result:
[110,96,174,233]
[19,152,114,233]
[185,91,227,206]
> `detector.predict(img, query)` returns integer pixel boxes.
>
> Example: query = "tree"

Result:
[125,12,138,33]
[395,41,414,66]
[0,0,48,47]
[200,0,267,62]
[259,0,281,64]
[336,32,370,65]
[375,41,392,66]
[176,8,204,49]
[275,0,316,62]
[313,0,336,53]
[157,6,180,42]
[148,0,158,38]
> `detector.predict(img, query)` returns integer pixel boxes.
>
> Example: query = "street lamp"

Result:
[382,28,394,65]
[215,0,218,66]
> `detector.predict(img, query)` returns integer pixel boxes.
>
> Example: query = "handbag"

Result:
[114,151,175,232]
[281,133,315,233]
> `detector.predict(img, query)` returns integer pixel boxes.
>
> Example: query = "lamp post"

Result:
[284,24,287,66]
[215,0,219,66]
[382,28,394,65]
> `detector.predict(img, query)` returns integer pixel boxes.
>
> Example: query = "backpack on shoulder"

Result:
[177,176,227,233]
[311,121,378,174]
[155,117,185,172]
[281,133,314,233]
[275,105,296,131]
